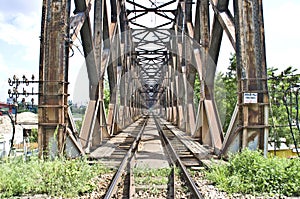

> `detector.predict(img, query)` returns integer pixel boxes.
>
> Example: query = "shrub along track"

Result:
[3,115,298,198]
[84,117,298,199]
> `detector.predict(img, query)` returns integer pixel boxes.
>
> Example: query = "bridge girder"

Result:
[38,0,269,157]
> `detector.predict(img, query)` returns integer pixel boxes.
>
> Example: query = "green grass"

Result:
[205,149,300,196]
[0,156,111,198]
[133,167,174,195]
[133,167,172,185]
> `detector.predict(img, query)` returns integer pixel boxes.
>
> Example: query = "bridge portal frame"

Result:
[38,0,269,157]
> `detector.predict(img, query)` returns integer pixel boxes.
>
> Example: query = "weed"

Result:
[0,156,110,198]
[133,167,172,185]
[205,149,300,196]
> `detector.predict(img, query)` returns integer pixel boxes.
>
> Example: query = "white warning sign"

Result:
[244,93,258,104]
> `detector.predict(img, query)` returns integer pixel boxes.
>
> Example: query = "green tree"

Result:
[215,54,237,132]
[194,54,237,133]
[29,128,38,143]
[195,54,300,148]
[194,72,201,110]
[104,80,110,115]
[268,66,300,147]
[75,119,83,132]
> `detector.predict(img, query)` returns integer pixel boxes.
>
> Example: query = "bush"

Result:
[29,128,38,143]
[0,157,110,198]
[206,149,300,196]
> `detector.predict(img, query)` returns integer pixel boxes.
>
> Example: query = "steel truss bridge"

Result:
[38,0,269,157]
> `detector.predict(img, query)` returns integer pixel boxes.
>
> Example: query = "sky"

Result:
[0,0,299,103]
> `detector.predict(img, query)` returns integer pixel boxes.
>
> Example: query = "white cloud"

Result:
[264,1,300,70]
[0,54,9,102]
[0,54,8,74]
[0,12,40,47]
[0,0,41,15]
[0,8,41,101]
[0,11,41,65]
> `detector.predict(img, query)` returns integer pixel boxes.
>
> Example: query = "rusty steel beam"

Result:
[221,0,269,155]
[210,0,235,49]
[208,0,229,66]
[94,0,110,139]
[79,0,121,151]
[182,0,224,152]
[38,0,71,157]
[74,0,99,100]
[38,0,47,158]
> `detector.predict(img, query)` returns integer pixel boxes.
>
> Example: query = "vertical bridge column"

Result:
[38,0,71,157]
[221,0,269,155]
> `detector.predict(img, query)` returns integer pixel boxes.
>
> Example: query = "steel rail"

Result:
[103,117,148,199]
[160,134,176,198]
[153,116,204,199]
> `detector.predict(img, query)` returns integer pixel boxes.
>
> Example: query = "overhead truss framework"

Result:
[38,0,269,157]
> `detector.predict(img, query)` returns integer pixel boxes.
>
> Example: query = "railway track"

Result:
[103,116,148,198]
[154,115,204,199]
[101,114,214,198]
[103,116,172,198]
